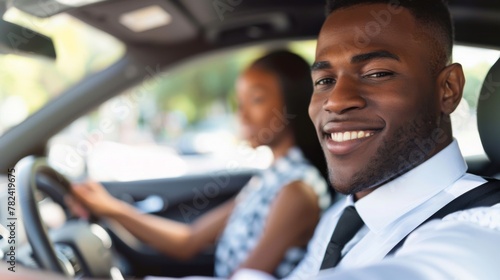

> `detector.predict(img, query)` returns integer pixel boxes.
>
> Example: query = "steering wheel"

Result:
[16,156,123,279]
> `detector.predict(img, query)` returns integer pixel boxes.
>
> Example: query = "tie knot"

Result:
[334,206,364,245]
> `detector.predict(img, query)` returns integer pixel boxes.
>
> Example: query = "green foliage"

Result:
[0,9,124,134]
[135,47,268,125]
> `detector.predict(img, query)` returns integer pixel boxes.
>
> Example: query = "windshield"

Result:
[0,8,124,135]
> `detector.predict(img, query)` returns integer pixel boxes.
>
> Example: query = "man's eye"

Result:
[365,72,394,78]
[315,78,335,86]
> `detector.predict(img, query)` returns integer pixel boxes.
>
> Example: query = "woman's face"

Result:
[236,67,291,148]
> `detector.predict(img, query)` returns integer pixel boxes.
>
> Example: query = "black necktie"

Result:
[320,206,365,269]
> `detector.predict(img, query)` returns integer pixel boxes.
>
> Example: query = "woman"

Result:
[70,50,332,278]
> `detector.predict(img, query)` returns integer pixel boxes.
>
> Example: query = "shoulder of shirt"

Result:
[441,203,500,231]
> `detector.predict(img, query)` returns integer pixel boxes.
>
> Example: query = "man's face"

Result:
[309,4,450,197]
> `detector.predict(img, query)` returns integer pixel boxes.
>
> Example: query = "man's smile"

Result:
[329,130,376,142]
[321,121,384,155]
[323,130,380,155]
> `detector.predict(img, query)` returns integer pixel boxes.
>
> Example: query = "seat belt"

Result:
[387,178,500,256]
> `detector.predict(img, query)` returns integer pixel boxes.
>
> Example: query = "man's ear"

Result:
[437,63,465,114]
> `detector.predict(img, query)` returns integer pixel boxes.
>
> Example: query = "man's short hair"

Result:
[325,0,453,73]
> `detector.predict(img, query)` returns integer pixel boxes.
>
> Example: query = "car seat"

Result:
[477,57,500,178]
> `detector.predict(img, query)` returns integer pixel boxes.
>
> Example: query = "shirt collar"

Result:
[355,140,467,234]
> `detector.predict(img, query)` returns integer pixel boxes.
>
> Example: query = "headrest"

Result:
[477,57,500,165]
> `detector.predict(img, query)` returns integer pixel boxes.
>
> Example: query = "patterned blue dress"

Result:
[214,147,331,278]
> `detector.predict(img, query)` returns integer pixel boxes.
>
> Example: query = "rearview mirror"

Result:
[0,18,56,59]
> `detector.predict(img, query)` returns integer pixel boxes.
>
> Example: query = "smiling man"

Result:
[310,1,457,199]
[283,0,500,279]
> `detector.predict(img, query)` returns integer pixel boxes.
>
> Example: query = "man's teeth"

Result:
[330,131,375,142]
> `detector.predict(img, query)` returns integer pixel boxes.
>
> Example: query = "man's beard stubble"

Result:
[329,113,444,196]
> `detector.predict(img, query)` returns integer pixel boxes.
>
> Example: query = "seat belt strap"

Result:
[387,178,500,256]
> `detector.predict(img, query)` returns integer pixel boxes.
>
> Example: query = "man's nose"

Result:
[322,77,367,114]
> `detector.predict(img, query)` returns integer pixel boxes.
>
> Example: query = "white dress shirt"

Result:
[284,140,500,280]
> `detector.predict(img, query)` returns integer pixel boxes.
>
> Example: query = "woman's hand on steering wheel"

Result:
[69,181,124,218]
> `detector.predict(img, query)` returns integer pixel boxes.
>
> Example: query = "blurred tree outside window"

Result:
[0,8,124,135]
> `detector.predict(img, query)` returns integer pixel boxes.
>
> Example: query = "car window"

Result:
[47,42,317,180]
[0,8,124,136]
[46,42,498,181]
